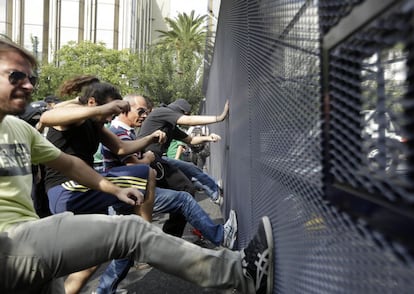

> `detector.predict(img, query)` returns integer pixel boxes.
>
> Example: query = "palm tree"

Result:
[156,10,208,66]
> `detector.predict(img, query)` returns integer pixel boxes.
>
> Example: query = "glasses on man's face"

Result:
[136,108,149,116]
[7,71,37,86]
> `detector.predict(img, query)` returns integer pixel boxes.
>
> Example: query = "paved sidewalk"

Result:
[79,191,228,294]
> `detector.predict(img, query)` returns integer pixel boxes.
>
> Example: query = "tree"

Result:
[33,34,205,112]
[135,44,203,108]
[33,41,141,101]
[151,10,208,110]
[157,11,208,67]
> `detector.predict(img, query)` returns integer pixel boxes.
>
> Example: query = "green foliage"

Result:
[33,41,141,101]
[156,11,207,58]
[149,10,208,109]
[135,44,203,108]
[32,11,208,111]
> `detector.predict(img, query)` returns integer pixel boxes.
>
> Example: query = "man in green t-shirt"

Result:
[0,38,274,294]
[166,138,188,160]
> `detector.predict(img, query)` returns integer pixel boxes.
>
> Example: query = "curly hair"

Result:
[58,75,122,105]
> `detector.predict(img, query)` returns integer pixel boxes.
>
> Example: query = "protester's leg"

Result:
[3,212,251,293]
[92,167,155,294]
[64,266,99,294]
[164,157,219,200]
[96,186,224,294]
[96,258,133,294]
[46,164,151,294]
[154,187,223,245]
[157,164,196,237]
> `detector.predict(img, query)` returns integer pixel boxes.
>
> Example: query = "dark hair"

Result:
[58,75,122,105]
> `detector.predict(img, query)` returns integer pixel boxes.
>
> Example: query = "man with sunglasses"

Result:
[0,37,274,294]
[7,69,38,86]
[98,94,238,293]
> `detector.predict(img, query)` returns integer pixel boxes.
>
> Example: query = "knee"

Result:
[178,191,195,203]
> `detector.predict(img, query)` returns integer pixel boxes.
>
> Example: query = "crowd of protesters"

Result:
[0,37,274,294]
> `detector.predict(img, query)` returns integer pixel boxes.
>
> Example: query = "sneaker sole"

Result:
[261,216,274,294]
[228,210,237,249]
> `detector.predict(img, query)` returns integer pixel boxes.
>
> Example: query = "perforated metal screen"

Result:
[204,0,414,293]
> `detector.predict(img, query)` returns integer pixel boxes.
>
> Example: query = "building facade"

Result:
[0,0,173,63]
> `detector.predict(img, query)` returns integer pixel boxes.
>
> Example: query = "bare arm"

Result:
[100,127,166,156]
[40,100,130,127]
[176,100,229,125]
[175,145,185,160]
[124,151,155,165]
[53,96,81,108]
[44,152,144,205]
[182,133,221,145]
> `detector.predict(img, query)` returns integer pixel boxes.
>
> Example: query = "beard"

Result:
[9,91,31,115]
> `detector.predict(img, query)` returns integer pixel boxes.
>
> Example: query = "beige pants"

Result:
[0,212,252,294]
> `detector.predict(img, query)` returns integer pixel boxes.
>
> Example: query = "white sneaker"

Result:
[222,210,237,249]
[212,187,224,206]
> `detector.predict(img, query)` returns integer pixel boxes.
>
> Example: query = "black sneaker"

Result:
[241,216,274,294]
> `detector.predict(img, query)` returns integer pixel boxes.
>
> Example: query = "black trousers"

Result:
[156,162,196,237]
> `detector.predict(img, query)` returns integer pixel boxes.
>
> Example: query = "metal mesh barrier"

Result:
[204,0,414,293]
[326,2,413,200]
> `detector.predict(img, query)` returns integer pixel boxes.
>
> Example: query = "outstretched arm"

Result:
[45,152,144,206]
[100,127,166,156]
[176,100,229,125]
[183,133,221,145]
[53,96,82,108]
[40,100,130,128]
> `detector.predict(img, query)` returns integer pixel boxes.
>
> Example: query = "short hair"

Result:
[123,94,147,107]
[0,37,37,68]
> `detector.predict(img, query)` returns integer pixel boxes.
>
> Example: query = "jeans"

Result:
[96,187,224,294]
[163,157,219,201]
[1,212,250,294]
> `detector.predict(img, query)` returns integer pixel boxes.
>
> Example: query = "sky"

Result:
[170,0,209,18]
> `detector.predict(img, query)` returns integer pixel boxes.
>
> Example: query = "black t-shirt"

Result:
[44,119,101,190]
[138,107,188,156]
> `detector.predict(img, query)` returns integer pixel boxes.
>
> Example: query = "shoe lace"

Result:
[242,239,269,291]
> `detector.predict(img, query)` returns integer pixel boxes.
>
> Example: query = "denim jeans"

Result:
[96,187,224,294]
[163,157,219,201]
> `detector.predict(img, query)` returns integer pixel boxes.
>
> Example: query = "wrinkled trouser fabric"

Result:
[96,187,224,293]
[0,212,251,294]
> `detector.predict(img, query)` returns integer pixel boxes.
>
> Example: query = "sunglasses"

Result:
[136,108,149,116]
[7,71,38,86]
